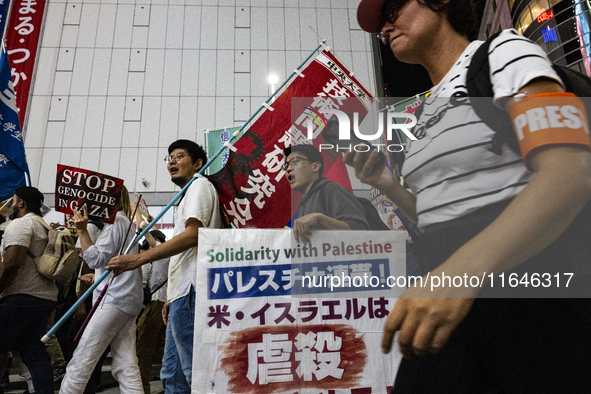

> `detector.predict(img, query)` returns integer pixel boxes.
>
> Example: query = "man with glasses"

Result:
[107,139,222,393]
[283,144,368,244]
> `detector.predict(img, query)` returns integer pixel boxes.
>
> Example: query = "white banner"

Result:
[193,229,407,394]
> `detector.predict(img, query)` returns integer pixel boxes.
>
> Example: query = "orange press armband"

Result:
[509,92,591,169]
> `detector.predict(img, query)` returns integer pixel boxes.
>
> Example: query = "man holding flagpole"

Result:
[107,140,223,393]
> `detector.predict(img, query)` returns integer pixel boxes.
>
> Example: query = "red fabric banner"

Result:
[6,0,47,131]
[209,47,373,229]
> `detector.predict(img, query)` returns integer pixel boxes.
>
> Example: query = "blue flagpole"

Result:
[42,42,326,342]
[42,129,241,342]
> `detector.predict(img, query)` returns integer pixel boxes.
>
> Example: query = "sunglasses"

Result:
[378,0,411,44]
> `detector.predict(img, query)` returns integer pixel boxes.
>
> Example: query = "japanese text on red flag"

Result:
[209,48,374,229]
[54,165,124,224]
[6,0,47,132]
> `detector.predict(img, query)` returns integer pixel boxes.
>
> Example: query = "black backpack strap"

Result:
[151,279,168,295]
[318,181,388,230]
[467,31,519,155]
[466,32,500,97]
[394,208,421,242]
[27,218,50,260]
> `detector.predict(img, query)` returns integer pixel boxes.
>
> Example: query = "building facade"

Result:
[480,0,591,75]
[23,0,377,221]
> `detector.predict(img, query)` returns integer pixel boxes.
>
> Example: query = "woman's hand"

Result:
[344,148,394,190]
[73,303,87,321]
[73,205,89,232]
[162,301,169,325]
[382,288,475,357]
[344,147,418,223]
[78,273,95,285]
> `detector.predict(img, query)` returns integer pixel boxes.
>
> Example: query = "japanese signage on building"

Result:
[193,228,407,393]
[54,165,124,224]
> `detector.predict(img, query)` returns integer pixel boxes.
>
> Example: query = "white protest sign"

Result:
[193,229,406,394]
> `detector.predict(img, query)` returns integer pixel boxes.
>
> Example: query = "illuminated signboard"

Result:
[537,9,554,23]
[542,26,557,43]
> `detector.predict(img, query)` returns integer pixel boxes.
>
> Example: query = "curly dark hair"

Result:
[358,0,481,40]
[168,139,208,166]
[417,0,479,41]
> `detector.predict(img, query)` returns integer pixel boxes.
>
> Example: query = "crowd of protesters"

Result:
[2,0,591,392]
[0,139,223,393]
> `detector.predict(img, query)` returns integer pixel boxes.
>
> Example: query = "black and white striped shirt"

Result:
[402,30,563,228]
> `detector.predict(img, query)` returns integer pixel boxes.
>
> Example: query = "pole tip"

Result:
[41,335,50,343]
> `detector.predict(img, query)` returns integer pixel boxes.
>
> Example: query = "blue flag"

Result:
[0,46,30,201]
[0,0,10,40]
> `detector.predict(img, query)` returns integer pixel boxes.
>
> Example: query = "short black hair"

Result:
[15,186,44,216]
[168,140,208,165]
[283,145,324,177]
[149,229,166,243]
[419,0,479,41]
[140,229,166,250]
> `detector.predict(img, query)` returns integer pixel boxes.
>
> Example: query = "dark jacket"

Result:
[298,178,369,230]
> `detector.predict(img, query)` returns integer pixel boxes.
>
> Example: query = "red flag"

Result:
[209,47,373,229]
[6,0,48,132]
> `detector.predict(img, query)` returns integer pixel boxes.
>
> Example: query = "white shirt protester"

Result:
[141,257,169,303]
[83,211,142,316]
[1,213,57,301]
[402,29,563,228]
[168,174,222,304]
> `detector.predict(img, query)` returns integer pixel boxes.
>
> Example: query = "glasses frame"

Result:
[378,0,409,45]
[164,152,187,163]
[281,157,311,171]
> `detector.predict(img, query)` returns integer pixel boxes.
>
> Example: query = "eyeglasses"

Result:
[281,157,311,171]
[378,0,409,45]
[164,152,187,163]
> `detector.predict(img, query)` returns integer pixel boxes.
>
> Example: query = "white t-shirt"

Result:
[1,213,58,301]
[402,29,563,228]
[83,211,143,316]
[168,175,222,303]
[141,256,169,303]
